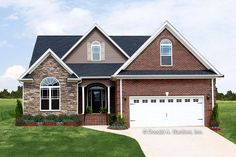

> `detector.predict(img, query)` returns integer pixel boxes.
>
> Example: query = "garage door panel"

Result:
[130,96,204,127]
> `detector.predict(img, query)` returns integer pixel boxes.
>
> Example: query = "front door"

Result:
[92,89,102,113]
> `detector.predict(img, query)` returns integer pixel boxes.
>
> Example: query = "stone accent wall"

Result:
[116,79,214,128]
[24,55,78,115]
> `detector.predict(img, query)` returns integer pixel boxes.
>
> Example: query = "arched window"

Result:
[91,41,101,61]
[40,77,60,111]
[160,39,172,66]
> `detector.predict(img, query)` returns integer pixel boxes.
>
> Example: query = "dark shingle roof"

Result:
[22,74,32,79]
[118,70,216,75]
[30,36,82,66]
[110,36,150,56]
[29,35,150,67]
[67,63,123,77]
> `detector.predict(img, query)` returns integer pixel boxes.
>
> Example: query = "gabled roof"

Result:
[61,24,130,60]
[110,36,150,57]
[113,21,223,77]
[30,36,82,67]
[29,35,149,67]
[19,49,80,81]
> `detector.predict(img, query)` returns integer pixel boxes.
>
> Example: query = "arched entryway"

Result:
[87,83,106,113]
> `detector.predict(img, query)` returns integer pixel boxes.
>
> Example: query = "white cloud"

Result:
[0,0,235,93]
[0,40,12,47]
[6,13,19,20]
[0,65,25,91]
[0,0,94,35]
[3,65,25,80]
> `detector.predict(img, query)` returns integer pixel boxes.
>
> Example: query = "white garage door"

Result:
[130,96,204,127]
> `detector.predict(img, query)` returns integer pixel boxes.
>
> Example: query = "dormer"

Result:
[63,25,128,64]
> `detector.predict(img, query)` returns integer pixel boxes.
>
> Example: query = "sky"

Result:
[0,0,235,93]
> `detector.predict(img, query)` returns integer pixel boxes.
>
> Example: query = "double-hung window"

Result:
[40,77,60,111]
[91,41,101,61]
[160,39,172,66]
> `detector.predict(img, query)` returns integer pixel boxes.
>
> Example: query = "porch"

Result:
[78,79,116,125]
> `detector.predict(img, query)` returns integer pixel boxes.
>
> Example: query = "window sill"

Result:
[160,64,173,67]
[40,110,60,112]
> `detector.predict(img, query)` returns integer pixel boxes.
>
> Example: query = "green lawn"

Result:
[217,101,236,143]
[0,99,17,121]
[0,99,145,157]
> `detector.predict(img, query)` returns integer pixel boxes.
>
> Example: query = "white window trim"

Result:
[91,41,101,61]
[40,77,61,112]
[40,86,61,111]
[160,39,173,66]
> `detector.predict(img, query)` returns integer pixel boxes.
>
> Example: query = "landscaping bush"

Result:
[45,115,57,122]
[116,114,126,125]
[15,117,24,126]
[108,114,127,130]
[34,115,45,122]
[69,114,82,125]
[99,106,107,114]
[86,106,93,114]
[56,114,67,122]
[15,99,23,118]
[211,103,220,127]
[22,114,34,122]
[108,114,117,125]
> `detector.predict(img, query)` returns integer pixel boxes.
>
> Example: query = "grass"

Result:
[0,119,144,157]
[0,99,145,157]
[217,101,236,143]
[0,99,17,121]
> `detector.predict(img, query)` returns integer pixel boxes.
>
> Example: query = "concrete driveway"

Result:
[84,126,236,157]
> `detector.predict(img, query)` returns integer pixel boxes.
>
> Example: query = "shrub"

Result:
[15,117,24,126]
[211,103,220,127]
[86,106,93,114]
[108,114,117,125]
[69,114,80,120]
[34,115,45,122]
[99,106,107,114]
[116,114,126,125]
[22,114,34,123]
[15,99,23,118]
[45,115,57,122]
[69,114,82,125]
[56,114,68,122]
[108,114,127,130]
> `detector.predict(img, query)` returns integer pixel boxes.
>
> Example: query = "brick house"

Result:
[19,21,223,127]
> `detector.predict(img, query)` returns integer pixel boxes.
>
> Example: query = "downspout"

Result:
[22,82,24,114]
[211,78,214,109]
[120,79,123,117]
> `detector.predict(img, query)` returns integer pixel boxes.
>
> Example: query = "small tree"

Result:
[211,103,220,127]
[15,99,23,118]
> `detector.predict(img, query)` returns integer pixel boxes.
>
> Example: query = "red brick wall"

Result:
[127,29,207,70]
[116,79,214,128]
[81,114,108,125]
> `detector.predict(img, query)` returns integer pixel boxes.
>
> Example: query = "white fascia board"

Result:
[18,78,33,82]
[114,74,221,79]
[18,48,80,80]
[113,21,223,76]
[61,24,130,60]
[80,76,111,79]
[165,22,223,76]
[67,78,81,82]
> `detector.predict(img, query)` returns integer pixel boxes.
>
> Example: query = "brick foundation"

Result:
[82,113,108,125]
